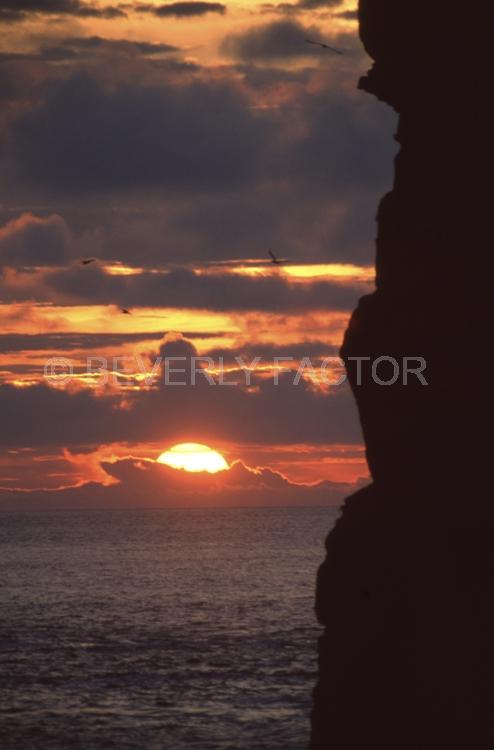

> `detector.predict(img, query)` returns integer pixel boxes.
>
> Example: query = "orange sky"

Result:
[0,1,388,503]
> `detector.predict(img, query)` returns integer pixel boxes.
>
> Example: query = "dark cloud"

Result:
[233,62,312,89]
[0,331,218,353]
[295,0,342,8]
[0,21,396,267]
[0,0,227,23]
[222,15,362,62]
[0,37,187,70]
[202,340,341,363]
[0,335,363,449]
[0,213,73,267]
[0,1,125,23]
[6,72,273,193]
[335,9,358,20]
[144,337,361,446]
[4,261,369,312]
[260,0,343,15]
[64,36,177,54]
[0,382,122,447]
[114,180,386,266]
[222,20,329,61]
[285,85,396,192]
[0,455,361,510]
[40,36,180,62]
[135,2,226,18]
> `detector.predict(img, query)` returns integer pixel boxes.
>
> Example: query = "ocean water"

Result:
[0,506,339,750]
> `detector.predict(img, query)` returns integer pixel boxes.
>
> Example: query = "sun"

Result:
[157,443,229,473]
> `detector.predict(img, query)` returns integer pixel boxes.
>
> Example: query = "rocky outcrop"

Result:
[310,1,493,747]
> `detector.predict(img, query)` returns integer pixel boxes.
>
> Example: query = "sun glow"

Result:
[157,443,229,473]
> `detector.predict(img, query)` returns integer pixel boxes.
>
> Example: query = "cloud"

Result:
[222,18,361,62]
[0,331,166,353]
[222,20,330,61]
[0,0,226,23]
[334,9,358,20]
[0,20,396,267]
[260,0,343,15]
[0,454,361,510]
[0,37,191,73]
[284,84,396,192]
[232,61,312,89]
[6,72,273,193]
[0,1,125,23]
[94,176,388,266]
[0,382,123,447]
[135,2,226,18]
[39,36,180,62]
[202,340,341,363]
[0,213,73,267]
[37,265,369,312]
[0,333,363,449]
[295,0,342,8]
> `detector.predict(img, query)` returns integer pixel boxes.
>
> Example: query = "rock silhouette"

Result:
[310,1,493,748]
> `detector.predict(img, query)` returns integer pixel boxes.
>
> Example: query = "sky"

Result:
[0,0,397,508]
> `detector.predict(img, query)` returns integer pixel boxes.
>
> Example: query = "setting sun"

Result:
[157,444,229,474]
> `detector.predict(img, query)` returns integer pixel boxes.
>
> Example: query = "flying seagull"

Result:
[305,39,344,55]
[268,251,285,265]
[121,308,132,315]
[81,258,96,265]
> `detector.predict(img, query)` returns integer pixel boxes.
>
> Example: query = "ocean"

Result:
[0,506,340,750]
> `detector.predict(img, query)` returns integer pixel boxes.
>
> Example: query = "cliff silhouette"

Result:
[310,1,493,747]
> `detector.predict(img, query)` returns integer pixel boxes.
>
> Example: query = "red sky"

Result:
[0,1,397,507]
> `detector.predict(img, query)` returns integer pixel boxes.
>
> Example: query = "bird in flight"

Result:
[121,308,132,315]
[305,39,344,55]
[81,258,96,265]
[268,251,285,265]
